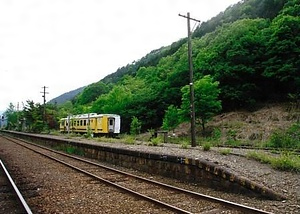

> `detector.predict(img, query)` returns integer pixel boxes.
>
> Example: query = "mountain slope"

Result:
[48,86,85,105]
[57,0,299,132]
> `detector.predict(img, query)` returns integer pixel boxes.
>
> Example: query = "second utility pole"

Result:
[179,12,200,147]
[40,86,49,126]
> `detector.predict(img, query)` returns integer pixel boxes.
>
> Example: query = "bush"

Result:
[202,142,211,151]
[212,128,222,140]
[65,146,84,156]
[268,123,300,149]
[130,116,142,135]
[84,127,93,138]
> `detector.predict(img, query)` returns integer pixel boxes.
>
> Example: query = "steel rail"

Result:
[0,159,33,214]
[22,140,272,213]
[4,136,192,214]
[5,135,274,214]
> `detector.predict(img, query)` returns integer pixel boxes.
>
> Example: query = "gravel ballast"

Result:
[0,134,299,213]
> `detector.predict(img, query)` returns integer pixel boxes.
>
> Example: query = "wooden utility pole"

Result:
[40,86,49,125]
[179,13,200,147]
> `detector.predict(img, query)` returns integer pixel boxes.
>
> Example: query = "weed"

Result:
[246,151,271,164]
[225,139,241,147]
[149,137,161,146]
[247,151,300,172]
[271,153,300,172]
[181,140,189,149]
[267,123,300,149]
[49,130,60,136]
[122,135,136,145]
[219,148,231,155]
[212,128,222,139]
[227,129,237,140]
[202,142,211,151]
[84,127,93,138]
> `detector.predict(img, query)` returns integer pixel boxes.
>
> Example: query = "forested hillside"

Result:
[9,0,297,134]
[60,0,299,133]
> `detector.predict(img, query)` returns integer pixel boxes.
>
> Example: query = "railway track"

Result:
[3,135,273,214]
[0,159,32,214]
[216,145,300,156]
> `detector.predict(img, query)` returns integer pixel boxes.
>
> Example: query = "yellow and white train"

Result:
[59,113,121,136]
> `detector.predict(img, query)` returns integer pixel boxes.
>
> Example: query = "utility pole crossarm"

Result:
[178,14,201,23]
[40,86,49,104]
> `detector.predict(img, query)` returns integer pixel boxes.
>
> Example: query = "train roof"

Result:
[60,113,120,120]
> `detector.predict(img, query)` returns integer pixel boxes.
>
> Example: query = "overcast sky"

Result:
[0,0,240,113]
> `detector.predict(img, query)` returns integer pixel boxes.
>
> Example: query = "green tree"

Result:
[4,103,19,130]
[162,105,180,131]
[130,116,142,135]
[195,19,270,108]
[23,100,44,133]
[91,84,131,114]
[76,82,109,105]
[180,75,222,132]
[263,2,300,95]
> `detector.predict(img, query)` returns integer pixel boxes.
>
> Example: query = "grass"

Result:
[96,136,120,143]
[121,135,136,144]
[202,142,211,151]
[246,151,300,172]
[148,136,163,146]
[266,123,300,149]
[54,144,84,156]
[219,148,231,155]
[181,140,190,149]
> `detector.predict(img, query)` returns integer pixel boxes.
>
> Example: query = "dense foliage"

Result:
[4,101,59,133]
[180,75,222,131]
[3,0,299,134]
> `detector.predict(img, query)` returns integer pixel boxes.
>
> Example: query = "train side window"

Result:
[84,120,86,126]
[80,120,83,126]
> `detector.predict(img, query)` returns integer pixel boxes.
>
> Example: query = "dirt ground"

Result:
[173,103,299,145]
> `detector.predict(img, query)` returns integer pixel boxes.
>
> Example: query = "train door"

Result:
[108,117,115,133]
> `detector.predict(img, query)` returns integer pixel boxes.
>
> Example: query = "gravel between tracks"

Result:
[0,134,299,213]
[52,134,300,213]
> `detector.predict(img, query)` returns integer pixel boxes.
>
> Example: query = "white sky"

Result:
[0,0,240,113]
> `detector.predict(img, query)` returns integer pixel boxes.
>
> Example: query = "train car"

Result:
[59,113,120,136]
